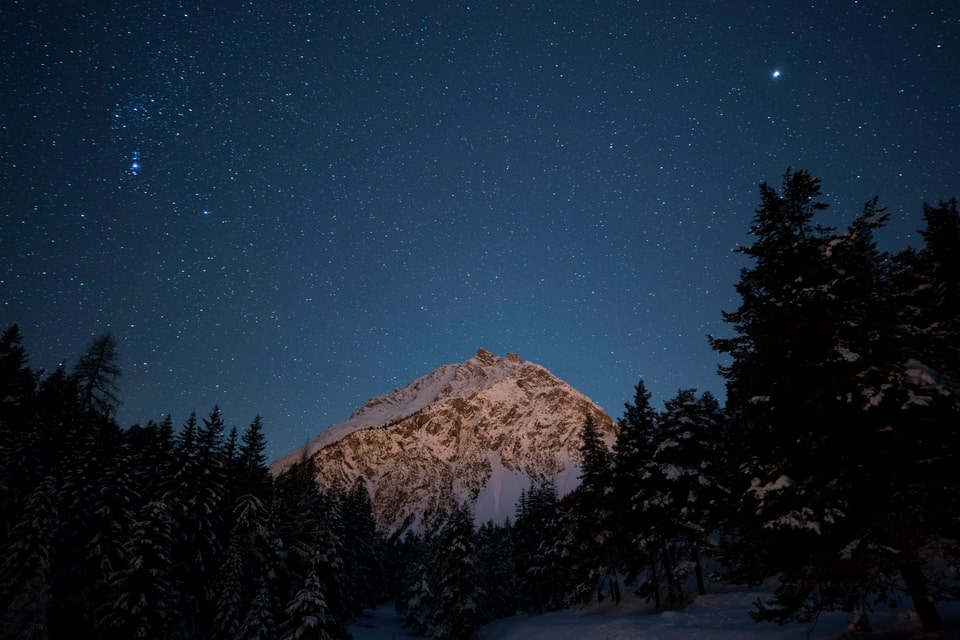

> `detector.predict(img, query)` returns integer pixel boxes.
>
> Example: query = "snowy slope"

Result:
[270,361,460,471]
[271,348,615,534]
[348,589,960,639]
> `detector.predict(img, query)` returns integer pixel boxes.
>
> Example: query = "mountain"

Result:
[271,348,616,535]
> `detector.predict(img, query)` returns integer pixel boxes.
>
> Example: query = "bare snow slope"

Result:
[348,589,960,640]
[271,348,615,534]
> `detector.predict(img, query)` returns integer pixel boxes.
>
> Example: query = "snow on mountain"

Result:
[271,348,615,534]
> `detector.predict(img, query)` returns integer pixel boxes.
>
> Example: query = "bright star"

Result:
[128,150,142,175]
[772,69,781,79]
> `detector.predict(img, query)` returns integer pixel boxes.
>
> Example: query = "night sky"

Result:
[3,1,957,461]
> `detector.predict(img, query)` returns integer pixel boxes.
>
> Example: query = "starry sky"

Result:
[3,1,957,461]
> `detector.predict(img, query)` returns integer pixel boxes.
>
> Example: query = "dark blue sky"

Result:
[3,1,957,461]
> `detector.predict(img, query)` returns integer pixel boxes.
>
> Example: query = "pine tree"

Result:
[52,415,133,637]
[213,492,281,640]
[339,480,382,616]
[431,504,484,640]
[0,325,40,549]
[398,548,435,636]
[97,499,177,639]
[914,198,960,377]
[639,389,727,603]
[238,583,277,640]
[0,325,37,436]
[475,520,517,621]
[0,475,58,640]
[162,409,230,637]
[564,413,618,606]
[513,479,566,612]
[72,333,121,420]
[611,381,659,586]
[280,563,339,640]
[237,415,272,501]
[274,457,350,639]
[577,413,610,495]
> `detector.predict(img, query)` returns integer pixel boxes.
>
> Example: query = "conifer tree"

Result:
[280,561,341,640]
[431,504,484,640]
[611,381,659,586]
[562,414,618,606]
[0,324,36,426]
[163,409,230,637]
[72,333,121,420]
[238,583,277,640]
[52,416,132,636]
[237,415,272,501]
[0,475,58,640]
[339,480,382,615]
[394,528,439,635]
[639,389,727,602]
[213,491,281,640]
[513,479,566,612]
[475,520,517,621]
[97,499,177,639]
[274,457,350,639]
[0,325,40,548]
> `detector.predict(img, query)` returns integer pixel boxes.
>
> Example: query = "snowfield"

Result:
[349,588,960,639]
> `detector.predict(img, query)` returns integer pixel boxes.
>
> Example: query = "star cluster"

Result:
[2,1,957,460]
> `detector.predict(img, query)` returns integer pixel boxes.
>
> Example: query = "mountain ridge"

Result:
[271,348,616,534]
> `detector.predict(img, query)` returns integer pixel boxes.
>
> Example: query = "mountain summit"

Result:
[271,348,615,534]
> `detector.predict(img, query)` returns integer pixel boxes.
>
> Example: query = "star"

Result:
[772,69,782,79]
[128,150,142,176]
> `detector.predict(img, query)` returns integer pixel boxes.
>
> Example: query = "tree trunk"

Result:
[898,550,943,633]
[649,554,661,609]
[609,575,621,605]
[661,541,679,606]
[693,546,706,596]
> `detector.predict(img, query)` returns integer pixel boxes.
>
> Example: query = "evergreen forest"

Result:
[1,170,958,639]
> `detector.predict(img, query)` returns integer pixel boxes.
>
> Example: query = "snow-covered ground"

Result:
[348,588,960,639]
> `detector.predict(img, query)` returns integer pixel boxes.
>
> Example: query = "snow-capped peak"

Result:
[271,348,614,534]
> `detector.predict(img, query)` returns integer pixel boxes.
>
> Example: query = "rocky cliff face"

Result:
[271,348,615,535]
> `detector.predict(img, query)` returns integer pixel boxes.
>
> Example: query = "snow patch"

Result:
[473,456,531,525]
[748,474,794,502]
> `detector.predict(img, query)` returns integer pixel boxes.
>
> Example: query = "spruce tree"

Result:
[0,325,40,549]
[611,381,658,586]
[237,415,272,501]
[280,563,339,640]
[475,520,517,621]
[395,528,442,636]
[639,389,727,602]
[513,479,566,612]
[274,457,350,639]
[97,499,177,639]
[238,583,277,640]
[162,409,230,637]
[340,480,382,615]
[563,413,618,606]
[431,504,484,640]
[0,475,58,639]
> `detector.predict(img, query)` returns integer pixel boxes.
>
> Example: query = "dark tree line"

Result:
[0,330,384,640]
